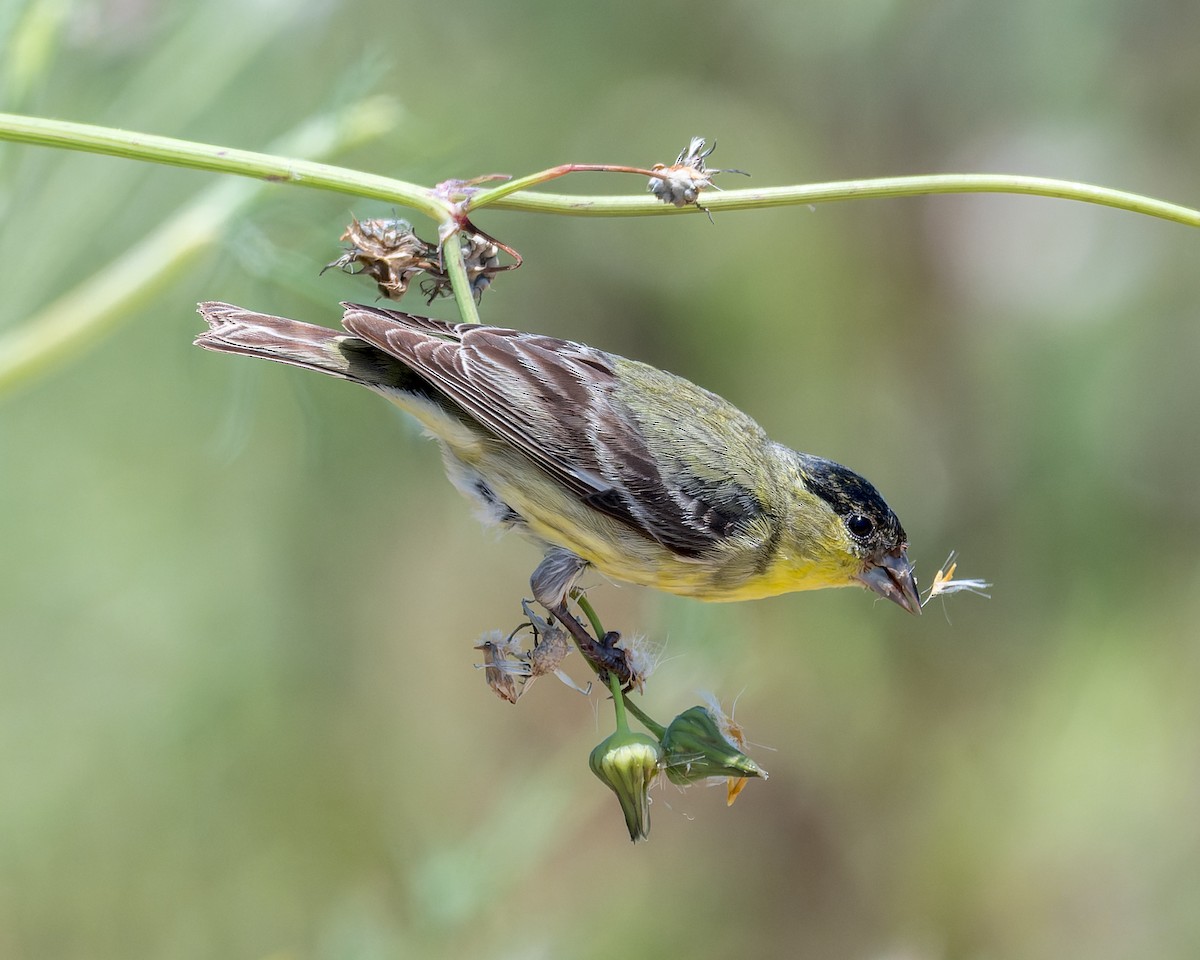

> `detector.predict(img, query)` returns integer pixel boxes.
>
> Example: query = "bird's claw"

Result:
[544,603,632,688]
[591,630,633,689]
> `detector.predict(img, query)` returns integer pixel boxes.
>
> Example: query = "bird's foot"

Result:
[547,604,632,688]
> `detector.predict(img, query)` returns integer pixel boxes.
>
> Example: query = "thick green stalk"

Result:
[0,108,449,222]
[607,672,632,734]
[437,225,482,325]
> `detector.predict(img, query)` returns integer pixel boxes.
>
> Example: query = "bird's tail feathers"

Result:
[195,302,414,390]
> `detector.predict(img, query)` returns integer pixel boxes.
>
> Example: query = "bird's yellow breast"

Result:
[479,458,859,601]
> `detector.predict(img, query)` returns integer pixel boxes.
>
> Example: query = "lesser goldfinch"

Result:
[195,302,919,626]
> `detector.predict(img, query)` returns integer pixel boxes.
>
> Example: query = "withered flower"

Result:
[647,137,748,213]
[473,629,529,704]
[322,217,439,301]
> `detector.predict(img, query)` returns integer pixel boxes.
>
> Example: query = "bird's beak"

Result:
[856,547,921,615]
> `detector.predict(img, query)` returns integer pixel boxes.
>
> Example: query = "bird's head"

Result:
[796,454,921,615]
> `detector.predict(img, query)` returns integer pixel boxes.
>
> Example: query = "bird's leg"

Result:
[531,550,631,686]
[530,548,588,610]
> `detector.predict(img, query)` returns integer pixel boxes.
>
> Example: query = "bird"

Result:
[195,301,919,671]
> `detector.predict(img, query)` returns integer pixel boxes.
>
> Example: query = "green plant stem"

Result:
[462,163,660,212]
[0,108,448,222]
[571,590,667,737]
[485,174,1200,227]
[0,99,399,396]
[572,592,607,642]
[621,695,667,740]
[436,228,481,325]
[1,114,1195,228]
[1,112,1196,387]
[607,673,630,734]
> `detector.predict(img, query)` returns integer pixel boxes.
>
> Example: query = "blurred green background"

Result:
[2,0,1199,957]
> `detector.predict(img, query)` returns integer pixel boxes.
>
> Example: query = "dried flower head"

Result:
[647,136,749,214]
[419,232,508,304]
[473,605,592,703]
[322,217,440,301]
[617,633,662,695]
[521,601,590,696]
[525,615,570,679]
[325,216,520,304]
[473,629,530,704]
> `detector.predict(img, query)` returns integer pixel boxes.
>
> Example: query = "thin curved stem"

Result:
[620,694,667,740]
[485,174,1200,228]
[462,163,660,213]
[2,114,1194,228]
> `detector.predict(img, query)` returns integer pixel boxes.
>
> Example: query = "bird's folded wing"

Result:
[341,303,766,556]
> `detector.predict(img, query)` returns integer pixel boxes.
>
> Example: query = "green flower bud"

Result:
[589,731,663,842]
[661,706,766,788]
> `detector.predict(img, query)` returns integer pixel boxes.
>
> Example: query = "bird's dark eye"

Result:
[846,514,875,539]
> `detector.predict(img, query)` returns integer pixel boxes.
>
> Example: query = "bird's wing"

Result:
[340,303,767,556]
